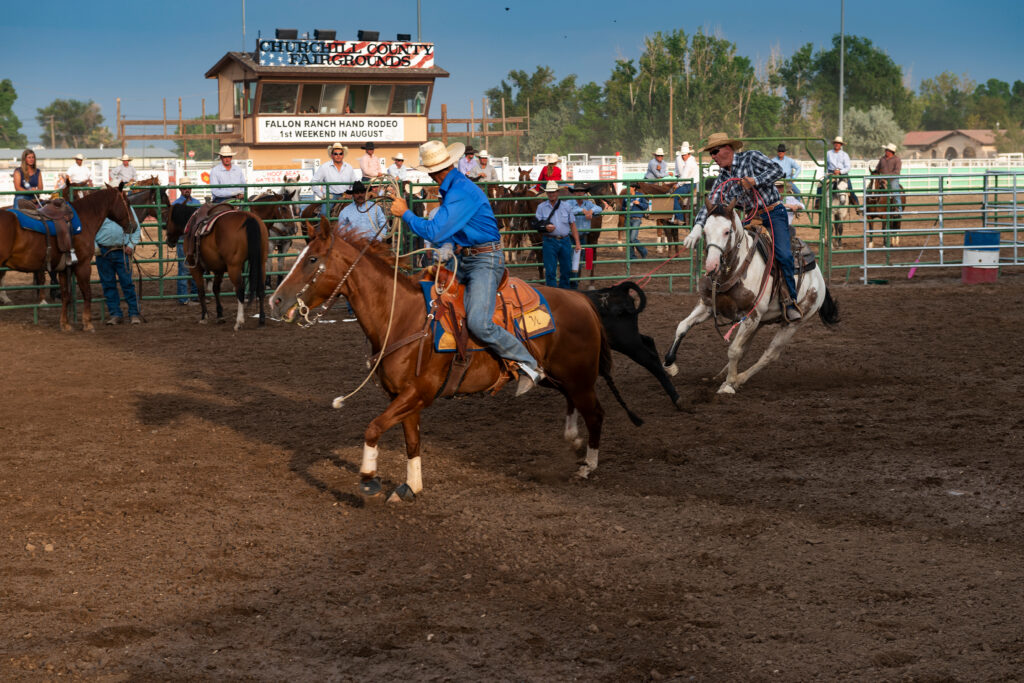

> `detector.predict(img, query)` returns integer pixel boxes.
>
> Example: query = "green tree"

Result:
[771,43,817,135]
[918,71,974,129]
[174,114,222,161]
[966,78,1012,129]
[35,99,117,148]
[844,106,904,160]
[0,79,28,148]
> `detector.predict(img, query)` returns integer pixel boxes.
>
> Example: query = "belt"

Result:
[762,201,782,212]
[98,245,124,254]
[459,242,501,256]
[544,234,568,239]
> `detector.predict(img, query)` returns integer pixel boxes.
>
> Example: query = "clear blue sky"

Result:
[5,0,1022,145]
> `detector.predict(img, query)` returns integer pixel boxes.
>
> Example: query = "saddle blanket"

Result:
[9,207,83,235]
[418,272,555,353]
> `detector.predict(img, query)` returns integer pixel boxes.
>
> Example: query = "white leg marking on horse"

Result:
[0,292,12,305]
[576,447,600,479]
[407,456,423,494]
[234,300,245,331]
[361,442,379,477]
[563,410,580,443]
[665,363,679,377]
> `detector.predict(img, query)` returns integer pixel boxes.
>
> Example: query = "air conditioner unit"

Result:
[396,33,412,42]
[275,28,298,39]
[357,30,380,41]
[314,29,336,40]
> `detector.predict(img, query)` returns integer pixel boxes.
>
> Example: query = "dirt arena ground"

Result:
[2,272,1023,681]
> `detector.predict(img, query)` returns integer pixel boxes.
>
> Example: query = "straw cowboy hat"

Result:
[833,136,845,145]
[74,153,84,160]
[327,142,347,154]
[545,153,559,164]
[120,153,132,161]
[478,149,490,158]
[392,152,404,160]
[680,142,692,155]
[218,145,235,157]
[883,143,898,153]
[544,181,559,192]
[654,147,665,156]
[700,132,743,153]
[178,177,191,186]
[414,140,465,174]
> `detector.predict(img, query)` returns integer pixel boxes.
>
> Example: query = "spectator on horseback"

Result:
[645,148,668,179]
[210,146,246,203]
[536,180,581,289]
[66,153,92,186]
[172,177,200,305]
[337,181,387,241]
[386,153,408,182]
[534,153,561,192]
[458,145,481,179]
[110,154,137,186]
[875,143,903,210]
[822,135,858,206]
[94,205,142,325]
[773,144,801,196]
[475,150,499,183]
[387,140,545,396]
[671,141,699,225]
[12,149,43,207]
[358,142,381,182]
[684,132,802,323]
[312,142,357,218]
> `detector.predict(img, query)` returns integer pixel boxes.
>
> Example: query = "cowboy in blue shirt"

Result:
[822,136,858,205]
[172,179,201,304]
[94,205,142,324]
[622,192,650,260]
[773,143,802,196]
[535,181,581,289]
[389,141,543,396]
[337,181,388,240]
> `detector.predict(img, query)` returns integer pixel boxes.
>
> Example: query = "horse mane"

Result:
[333,225,400,269]
[72,186,116,213]
[133,177,160,187]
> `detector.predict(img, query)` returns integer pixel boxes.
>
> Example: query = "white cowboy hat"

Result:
[414,140,465,174]
[218,145,235,157]
[883,143,897,153]
[179,177,192,186]
[544,181,559,192]
[120,154,132,161]
[654,147,665,156]
[545,153,559,164]
[478,149,489,158]
[700,132,744,153]
[392,152,404,160]
[833,136,845,145]
[327,142,347,154]
[680,142,691,155]
[74,153,84,160]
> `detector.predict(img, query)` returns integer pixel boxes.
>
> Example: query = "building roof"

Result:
[1,145,178,161]
[903,129,997,147]
[205,51,450,80]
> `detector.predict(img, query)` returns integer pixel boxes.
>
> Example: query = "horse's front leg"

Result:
[359,388,426,502]
[719,317,760,394]
[57,269,72,332]
[731,325,799,392]
[663,302,712,376]
[74,261,94,332]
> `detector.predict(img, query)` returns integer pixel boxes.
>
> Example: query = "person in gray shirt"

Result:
[110,154,137,185]
[210,145,247,203]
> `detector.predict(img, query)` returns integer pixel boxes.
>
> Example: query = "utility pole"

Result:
[838,0,845,137]
[417,0,422,42]
[668,76,674,155]
[242,0,247,51]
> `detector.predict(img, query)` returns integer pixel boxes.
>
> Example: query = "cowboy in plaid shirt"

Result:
[684,132,802,322]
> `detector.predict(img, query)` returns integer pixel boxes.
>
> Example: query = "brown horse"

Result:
[0,187,138,330]
[269,220,642,501]
[165,203,269,330]
[246,190,298,285]
[865,168,903,248]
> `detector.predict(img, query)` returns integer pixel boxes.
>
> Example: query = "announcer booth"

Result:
[204,28,448,169]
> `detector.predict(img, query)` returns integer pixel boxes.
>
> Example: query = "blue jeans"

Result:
[888,178,902,210]
[318,192,345,219]
[542,235,574,288]
[454,245,538,371]
[754,204,798,301]
[95,247,139,317]
[176,242,197,302]
[671,183,692,222]
[628,218,647,259]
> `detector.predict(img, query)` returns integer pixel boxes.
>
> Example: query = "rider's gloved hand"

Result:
[436,242,455,264]
[683,225,704,250]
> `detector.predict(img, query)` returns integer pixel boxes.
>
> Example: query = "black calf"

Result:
[584,281,688,412]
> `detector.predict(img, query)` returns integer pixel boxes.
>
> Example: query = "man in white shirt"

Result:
[386,153,408,182]
[475,150,499,182]
[209,145,247,203]
[312,142,358,217]
[458,145,481,179]
[66,154,92,185]
[109,154,137,185]
[671,141,698,224]
[823,135,858,205]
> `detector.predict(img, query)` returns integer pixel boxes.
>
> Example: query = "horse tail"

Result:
[818,286,841,327]
[597,328,644,427]
[620,280,647,314]
[244,216,264,302]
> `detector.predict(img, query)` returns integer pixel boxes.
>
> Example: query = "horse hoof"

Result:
[574,465,594,480]
[665,363,679,377]
[386,484,416,504]
[717,384,736,395]
[359,477,383,497]
[674,397,694,413]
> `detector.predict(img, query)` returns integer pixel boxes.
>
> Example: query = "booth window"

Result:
[233,81,255,117]
[259,83,299,114]
[391,84,429,114]
[348,85,392,115]
[296,84,349,114]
